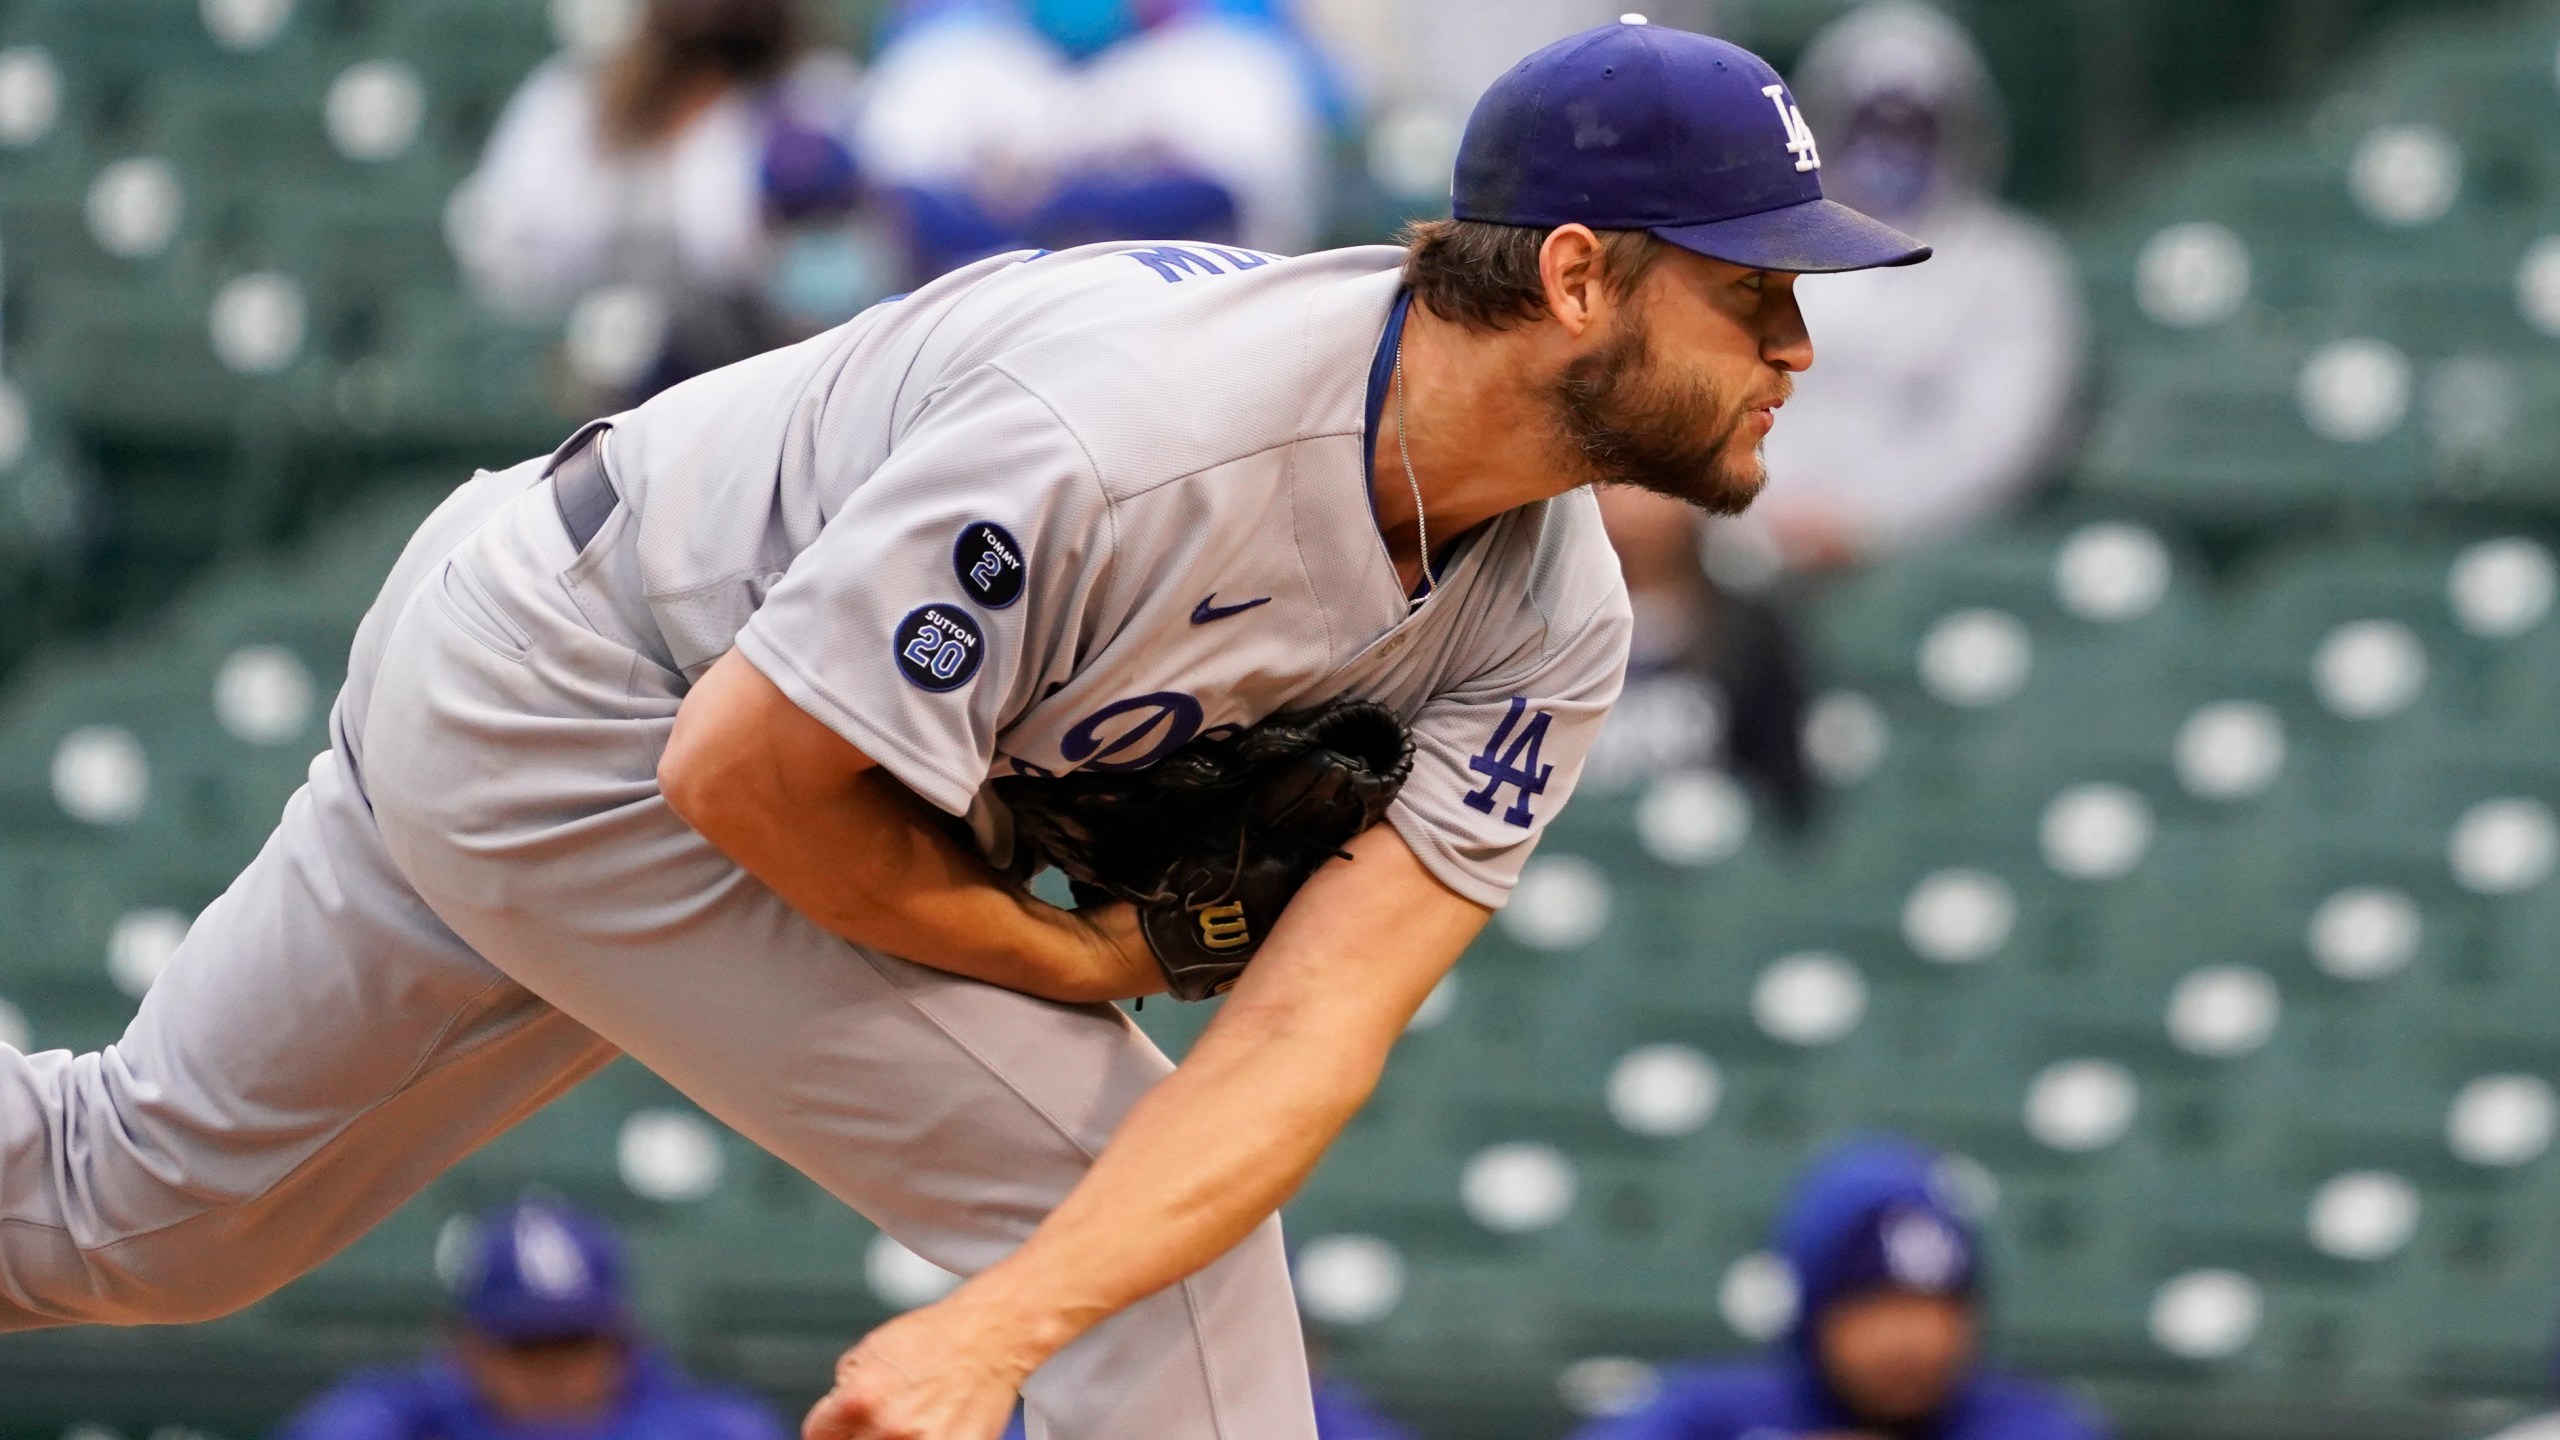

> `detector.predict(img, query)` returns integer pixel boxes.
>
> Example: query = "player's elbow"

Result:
[656,716,727,836]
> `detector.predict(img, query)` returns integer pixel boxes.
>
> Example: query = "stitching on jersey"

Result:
[1279,440,1337,661]
[995,355,1346,506]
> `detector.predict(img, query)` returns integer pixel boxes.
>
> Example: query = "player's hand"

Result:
[803,1304,1031,1440]
[1069,899,1161,1002]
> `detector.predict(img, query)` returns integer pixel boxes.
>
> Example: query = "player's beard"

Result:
[1549,312,1778,516]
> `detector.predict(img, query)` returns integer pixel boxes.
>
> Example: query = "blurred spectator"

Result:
[1754,2,2084,569]
[859,0,1076,276]
[1058,0,1340,255]
[1571,1136,2105,1440]
[865,0,1341,282]
[459,0,876,391]
[1586,486,1815,831]
[276,1199,787,1440]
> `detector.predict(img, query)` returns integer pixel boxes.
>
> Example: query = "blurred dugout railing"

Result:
[8,3,2560,1440]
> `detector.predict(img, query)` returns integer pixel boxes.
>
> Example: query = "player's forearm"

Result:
[927,828,1489,1370]
[940,997,1387,1362]
[664,651,1155,1002]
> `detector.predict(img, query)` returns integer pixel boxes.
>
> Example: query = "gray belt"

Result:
[551,429,619,553]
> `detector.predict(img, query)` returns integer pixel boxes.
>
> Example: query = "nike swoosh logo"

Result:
[1191,594,1274,625]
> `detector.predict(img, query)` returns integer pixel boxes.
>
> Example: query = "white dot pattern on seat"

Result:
[202,0,295,50]
[0,47,61,149]
[864,1233,960,1310]
[1719,1251,1797,1341]
[2449,537,2556,637]
[2298,338,2412,443]
[1803,691,1888,785]
[2308,887,2422,981]
[87,158,183,260]
[1499,856,1611,951]
[2307,1170,2419,1261]
[211,273,306,376]
[2518,236,2560,338]
[2448,1074,2556,1167]
[2041,784,2153,880]
[327,60,425,163]
[1607,1044,1720,1137]
[52,725,149,825]
[1557,1357,1662,1419]
[2054,522,2171,622]
[2026,1059,2137,1152]
[1294,1233,1405,1326]
[216,645,316,744]
[1918,608,2032,707]
[1461,1142,1576,1233]
[2350,124,2461,228]
[616,1108,724,1202]
[2314,620,2427,720]
[2166,965,2279,1058]
[2136,222,2250,329]
[1753,952,1866,1046]
[0,377,31,470]
[1635,769,1749,867]
[1902,869,2015,965]
[2174,701,2286,800]
[108,908,191,998]
[2449,798,2558,895]
[2151,1269,2261,1359]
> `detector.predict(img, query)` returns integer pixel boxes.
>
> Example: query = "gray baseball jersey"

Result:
[605,241,1634,906]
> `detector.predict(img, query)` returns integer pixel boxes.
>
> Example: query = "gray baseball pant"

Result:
[0,458,1317,1440]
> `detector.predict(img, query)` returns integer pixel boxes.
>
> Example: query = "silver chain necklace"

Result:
[1393,339,1432,607]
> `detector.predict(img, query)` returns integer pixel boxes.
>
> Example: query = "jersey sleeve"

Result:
[733,365,1114,815]
[1388,586,1631,910]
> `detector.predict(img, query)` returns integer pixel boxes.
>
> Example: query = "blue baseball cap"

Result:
[1453,18,1929,274]
[449,1201,629,1344]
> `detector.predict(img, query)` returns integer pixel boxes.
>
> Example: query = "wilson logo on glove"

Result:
[996,698,1414,1001]
[1197,902,1252,954]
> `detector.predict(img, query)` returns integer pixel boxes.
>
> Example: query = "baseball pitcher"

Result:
[0,22,1923,1440]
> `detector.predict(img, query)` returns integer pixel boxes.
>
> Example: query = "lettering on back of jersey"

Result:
[1124,245,1278,284]
[1463,696,1556,828]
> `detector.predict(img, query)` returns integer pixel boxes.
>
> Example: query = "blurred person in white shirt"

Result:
[459,0,873,391]
[859,0,1078,276]
[1059,0,1340,256]
[1754,1,2083,569]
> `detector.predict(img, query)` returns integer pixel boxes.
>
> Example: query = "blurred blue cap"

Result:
[451,1201,629,1344]
[1453,19,1929,274]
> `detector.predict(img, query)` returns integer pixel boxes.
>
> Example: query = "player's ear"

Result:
[1537,224,1612,339]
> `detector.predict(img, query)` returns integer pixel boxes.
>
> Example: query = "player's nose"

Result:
[1761,286,1814,374]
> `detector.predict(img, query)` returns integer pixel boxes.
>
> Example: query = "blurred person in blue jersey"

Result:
[459,0,879,391]
[864,0,1342,281]
[857,0,1078,278]
[275,1200,787,1440]
[1752,2,2083,570]
[1572,1136,2105,1440]
[1054,0,1346,255]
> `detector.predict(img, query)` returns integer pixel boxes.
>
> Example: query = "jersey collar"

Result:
[1361,290,1458,602]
